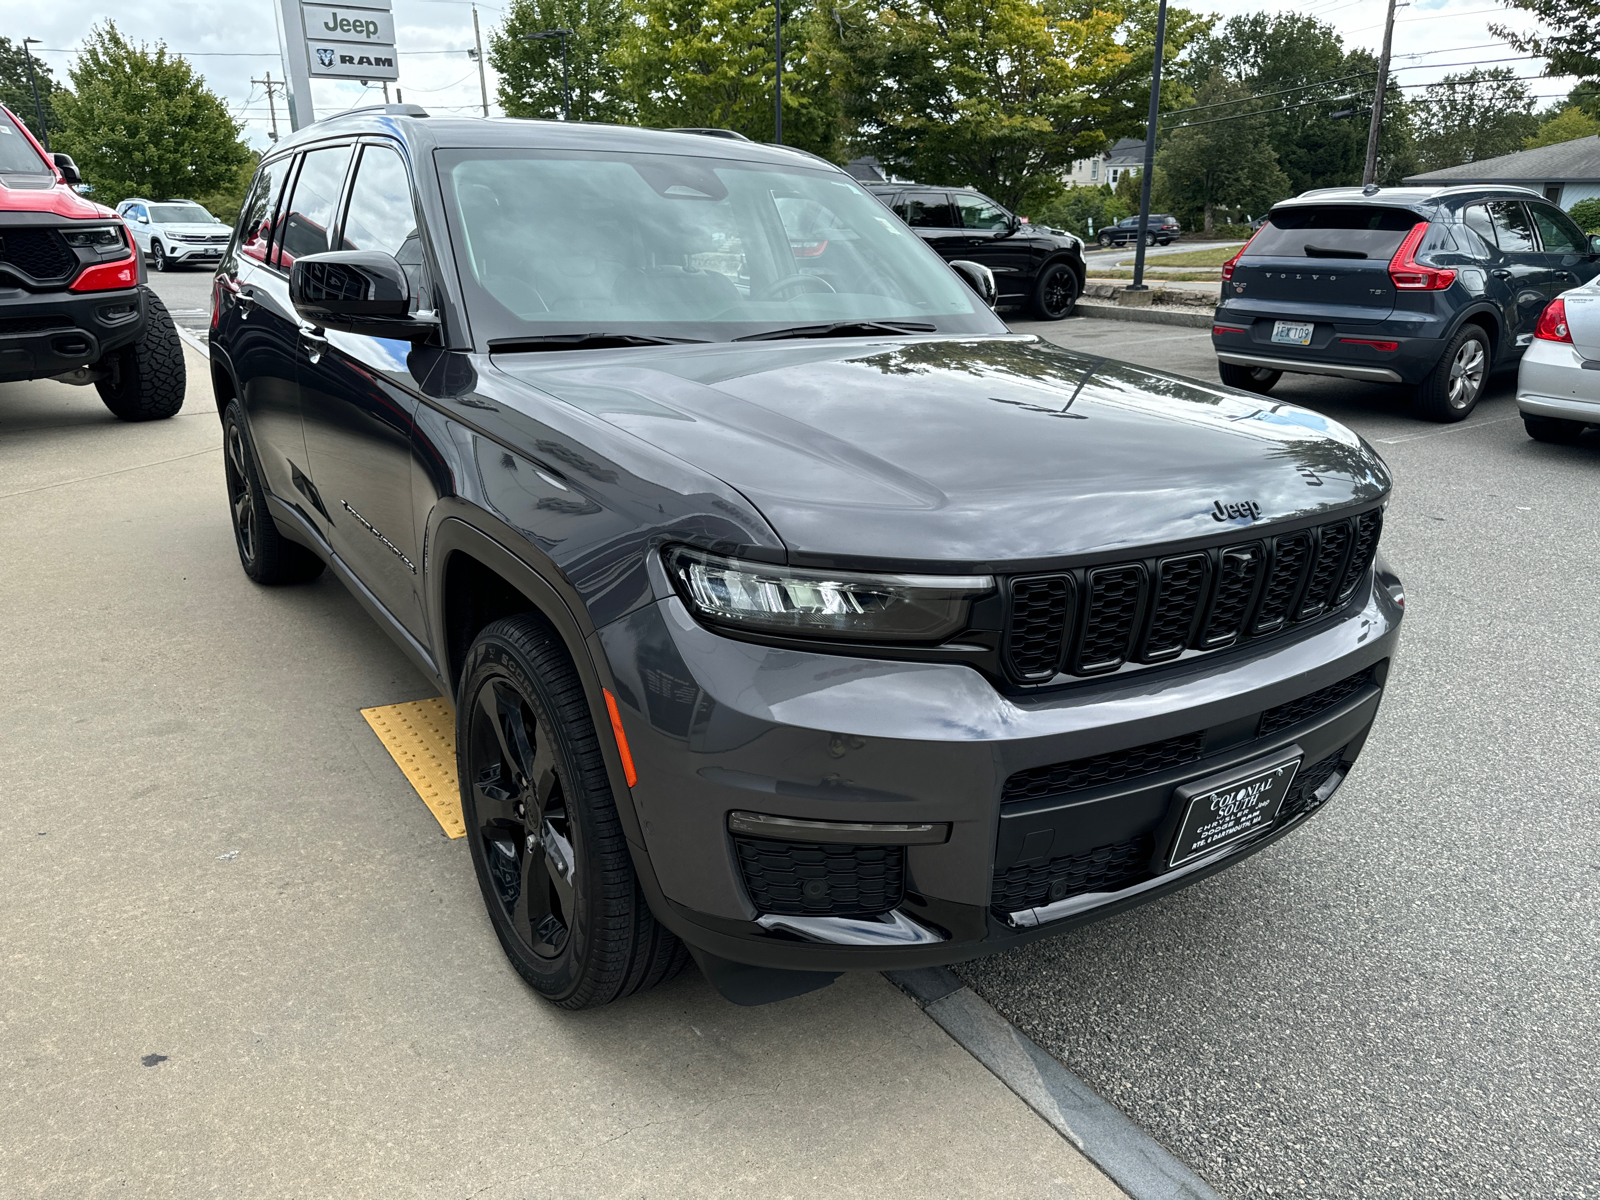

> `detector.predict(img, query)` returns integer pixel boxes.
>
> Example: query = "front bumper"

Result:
[163,241,227,263]
[1516,337,1600,424]
[598,569,1404,973]
[0,285,146,384]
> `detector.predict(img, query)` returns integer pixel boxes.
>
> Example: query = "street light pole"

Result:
[774,0,783,144]
[1127,0,1167,293]
[1362,0,1400,186]
[22,38,50,151]
[520,29,573,121]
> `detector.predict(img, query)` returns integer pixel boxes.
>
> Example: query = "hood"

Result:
[491,336,1390,570]
[0,179,113,218]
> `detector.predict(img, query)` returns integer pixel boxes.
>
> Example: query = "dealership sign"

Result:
[276,0,400,109]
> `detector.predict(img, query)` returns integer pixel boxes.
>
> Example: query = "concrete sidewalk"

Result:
[0,348,1125,1200]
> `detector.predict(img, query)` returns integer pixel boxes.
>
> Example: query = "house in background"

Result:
[1403,136,1600,209]
[1064,138,1146,189]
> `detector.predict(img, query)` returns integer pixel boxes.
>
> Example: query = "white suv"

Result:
[116,198,231,271]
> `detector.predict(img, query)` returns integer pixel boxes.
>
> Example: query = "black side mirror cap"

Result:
[1589,234,1600,256]
[52,153,81,187]
[949,259,998,308]
[290,250,437,341]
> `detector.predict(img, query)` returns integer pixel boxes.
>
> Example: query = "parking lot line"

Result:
[359,696,465,838]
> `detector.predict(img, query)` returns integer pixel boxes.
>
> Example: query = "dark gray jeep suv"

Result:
[209,108,1403,1008]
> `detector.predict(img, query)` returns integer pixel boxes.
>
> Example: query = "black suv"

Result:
[0,104,184,419]
[865,182,1086,319]
[210,108,1402,1009]
[1096,214,1182,248]
[1212,185,1600,421]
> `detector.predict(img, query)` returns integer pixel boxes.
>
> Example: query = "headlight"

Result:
[63,226,125,248]
[667,546,993,642]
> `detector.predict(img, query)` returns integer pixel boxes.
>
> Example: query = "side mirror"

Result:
[52,153,81,186]
[138,214,149,224]
[949,259,997,309]
[1589,234,1600,256]
[290,250,437,341]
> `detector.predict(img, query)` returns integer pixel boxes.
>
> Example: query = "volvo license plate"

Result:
[1167,752,1301,868]
[1271,321,1314,346]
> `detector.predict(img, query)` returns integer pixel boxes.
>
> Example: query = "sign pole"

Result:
[275,0,316,130]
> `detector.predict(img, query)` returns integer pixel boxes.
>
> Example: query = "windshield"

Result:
[0,111,50,174]
[439,148,1003,343]
[150,203,218,224]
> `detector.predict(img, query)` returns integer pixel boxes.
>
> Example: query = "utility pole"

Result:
[472,5,489,118]
[1127,0,1167,293]
[252,71,285,142]
[774,0,783,144]
[22,38,49,151]
[1363,0,1401,186]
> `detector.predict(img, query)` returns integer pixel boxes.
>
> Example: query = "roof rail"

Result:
[664,127,750,141]
[320,103,430,124]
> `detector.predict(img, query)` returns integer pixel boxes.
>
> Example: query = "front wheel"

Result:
[1523,414,1587,444]
[150,241,167,272]
[95,289,185,421]
[458,616,687,1009]
[1416,325,1489,422]
[1031,262,1080,320]
[1218,361,1281,394]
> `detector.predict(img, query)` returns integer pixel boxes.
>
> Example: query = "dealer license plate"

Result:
[1167,752,1301,869]
[1271,320,1314,346]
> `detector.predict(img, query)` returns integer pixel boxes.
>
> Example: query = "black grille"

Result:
[734,837,904,917]
[1141,554,1208,660]
[991,834,1152,911]
[999,508,1382,684]
[1004,574,1073,681]
[1003,731,1206,804]
[0,229,76,282]
[1277,745,1349,823]
[1259,667,1376,738]
[0,314,72,334]
[1075,565,1144,673]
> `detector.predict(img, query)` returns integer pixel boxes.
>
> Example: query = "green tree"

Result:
[1032,183,1128,237]
[1525,105,1600,149]
[615,0,838,154]
[1154,69,1289,233]
[1412,67,1538,172]
[1491,0,1600,80]
[1568,197,1600,231]
[0,37,66,144]
[488,0,634,123]
[54,22,249,205]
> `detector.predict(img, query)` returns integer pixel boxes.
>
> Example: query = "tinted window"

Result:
[898,191,957,227]
[1245,205,1417,259]
[1463,204,1497,251]
[0,110,49,174]
[956,194,1010,230]
[236,159,290,265]
[341,143,427,305]
[1530,204,1587,254]
[277,145,352,267]
[1487,202,1536,253]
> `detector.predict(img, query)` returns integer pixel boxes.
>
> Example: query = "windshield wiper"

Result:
[1303,245,1368,259]
[488,332,708,352]
[734,319,938,342]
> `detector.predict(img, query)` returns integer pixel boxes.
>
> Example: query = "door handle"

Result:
[299,325,328,364]
[1491,269,1512,279]
[237,287,258,318]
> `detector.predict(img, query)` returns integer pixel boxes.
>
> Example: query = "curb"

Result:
[174,325,211,358]
[885,968,1221,1200]
[1073,301,1214,329]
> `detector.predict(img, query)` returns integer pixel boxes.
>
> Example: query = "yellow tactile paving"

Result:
[360,697,464,839]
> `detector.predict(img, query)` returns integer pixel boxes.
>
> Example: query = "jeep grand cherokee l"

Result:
[210,107,1403,1009]
[0,105,184,419]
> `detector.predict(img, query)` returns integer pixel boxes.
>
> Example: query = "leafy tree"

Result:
[1491,0,1600,80]
[1525,105,1600,149]
[1154,69,1289,233]
[193,153,259,224]
[1032,183,1129,236]
[1568,197,1600,231]
[1412,68,1538,172]
[615,0,838,154]
[1114,166,1142,207]
[817,0,1209,213]
[0,37,66,144]
[54,22,249,205]
[488,0,634,123]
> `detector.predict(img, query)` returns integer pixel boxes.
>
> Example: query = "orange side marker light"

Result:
[602,688,638,787]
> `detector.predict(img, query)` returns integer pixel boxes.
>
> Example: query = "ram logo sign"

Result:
[305,41,399,81]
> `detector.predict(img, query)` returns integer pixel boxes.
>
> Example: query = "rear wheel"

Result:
[1144,232,1156,247]
[1218,362,1281,394]
[1098,232,1113,248]
[1415,325,1489,422]
[95,290,185,421]
[222,400,325,584]
[1031,262,1080,320]
[458,615,687,1009]
[1523,414,1587,444]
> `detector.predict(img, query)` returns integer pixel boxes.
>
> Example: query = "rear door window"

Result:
[1245,206,1418,260]
[1529,204,1587,254]
[1486,202,1536,254]
[898,191,957,228]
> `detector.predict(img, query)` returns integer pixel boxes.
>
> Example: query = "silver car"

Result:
[1517,277,1600,444]
[115,198,231,271]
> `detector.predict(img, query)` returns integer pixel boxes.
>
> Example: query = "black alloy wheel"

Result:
[1031,262,1080,321]
[151,241,167,272]
[221,400,325,584]
[458,616,686,1009]
[1218,361,1282,394]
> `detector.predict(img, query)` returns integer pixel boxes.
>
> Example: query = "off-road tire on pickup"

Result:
[95,290,185,421]
[458,615,688,1010]
[1218,362,1281,394]
[1415,324,1488,423]
[1523,414,1588,444]
[222,400,326,584]
[1031,261,1080,320]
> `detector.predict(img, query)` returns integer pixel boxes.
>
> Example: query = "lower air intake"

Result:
[734,836,905,917]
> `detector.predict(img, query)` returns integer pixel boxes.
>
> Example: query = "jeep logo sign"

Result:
[301,4,396,46]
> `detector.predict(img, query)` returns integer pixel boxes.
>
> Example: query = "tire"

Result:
[1523,414,1587,444]
[1218,361,1282,394]
[95,289,186,421]
[150,241,167,272]
[1415,324,1489,422]
[1144,232,1156,247]
[222,399,326,584]
[457,615,687,1009]
[1098,232,1113,248]
[1030,261,1080,320]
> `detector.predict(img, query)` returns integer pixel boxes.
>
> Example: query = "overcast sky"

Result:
[19,0,1577,153]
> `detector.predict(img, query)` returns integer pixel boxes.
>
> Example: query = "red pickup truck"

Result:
[0,104,183,419]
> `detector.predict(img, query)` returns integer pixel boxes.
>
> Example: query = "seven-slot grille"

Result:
[1002,509,1381,683]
